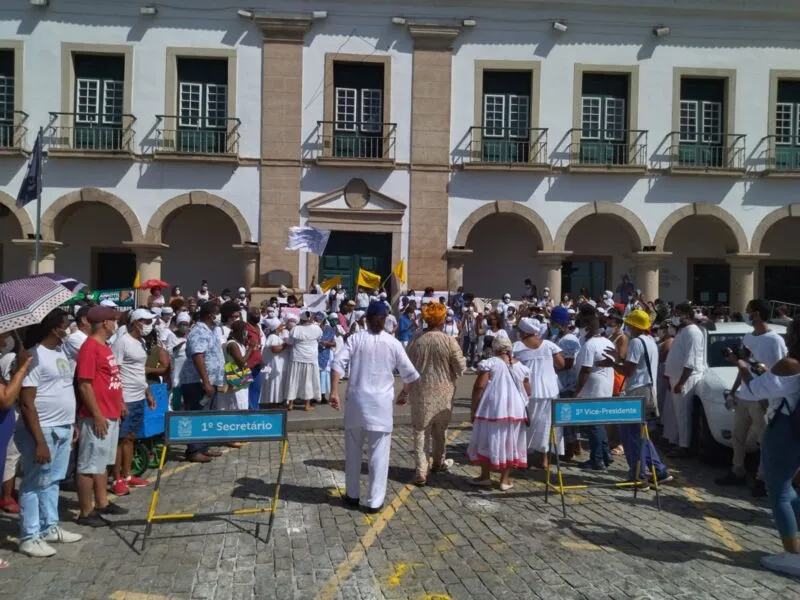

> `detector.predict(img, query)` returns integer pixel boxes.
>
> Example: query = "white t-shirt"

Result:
[575,335,615,398]
[384,314,397,334]
[22,344,76,427]
[290,324,323,363]
[112,334,149,403]
[625,334,659,400]
[743,330,787,369]
[62,329,88,373]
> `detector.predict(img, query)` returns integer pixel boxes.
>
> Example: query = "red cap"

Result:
[87,306,120,324]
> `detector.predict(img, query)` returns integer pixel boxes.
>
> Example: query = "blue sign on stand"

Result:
[165,410,287,444]
[552,397,644,427]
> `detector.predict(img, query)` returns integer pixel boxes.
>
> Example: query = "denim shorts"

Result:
[119,400,145,438]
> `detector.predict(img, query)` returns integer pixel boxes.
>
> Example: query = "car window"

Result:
[707,333,744,368]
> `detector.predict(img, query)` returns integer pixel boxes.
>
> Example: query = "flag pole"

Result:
[34,127,43,275]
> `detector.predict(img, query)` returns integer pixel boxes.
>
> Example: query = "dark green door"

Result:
[764,265,800,304]
[318,232,392,297]
[692,263,730,305]
[96,251,136,290]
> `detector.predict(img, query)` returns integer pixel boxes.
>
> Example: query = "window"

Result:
[334,88,357,131]
[678,77,727,167]
[773,79,800,170]
[72,54,125,150]
[0,49,15,148]
[480,71,532,162]
[579,73,630,164]
[176,57,228,154]
[331,62,386,158]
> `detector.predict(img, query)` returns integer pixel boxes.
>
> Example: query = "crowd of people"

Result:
[0,275,798,576]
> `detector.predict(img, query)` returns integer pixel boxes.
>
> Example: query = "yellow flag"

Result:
[357,268,381,290]
[320,274,341,293]
[392,259,406,285]
[132,270,140,288]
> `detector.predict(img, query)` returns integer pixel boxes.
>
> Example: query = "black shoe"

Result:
[715,472,747,487]
[76,512,108,527]
[99,501,129,515]
[342,495,360,508]
[751,480,767,498]
[363,504,383,514]
[579,460,607,472]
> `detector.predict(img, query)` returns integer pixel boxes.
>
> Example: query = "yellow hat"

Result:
[624,309,651,332]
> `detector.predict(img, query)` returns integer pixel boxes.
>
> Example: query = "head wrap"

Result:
[421,302,447,327]
[283,313,299,324]
[550,306,570,326]
[518,317,546,337]
[366,300,388,317]
[264,318,281,332]
[491,335,513,355]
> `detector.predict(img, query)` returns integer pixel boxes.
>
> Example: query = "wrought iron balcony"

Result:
[667,132,745,173]
[154,115,240,160]
[459,126,548,169]
[762,134,800,174]
[315,121,396,164]
[0,110,28,153]
[46,112,136,155]
[566,128,648,171]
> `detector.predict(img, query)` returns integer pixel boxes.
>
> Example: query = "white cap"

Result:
[238,287,246,293]
[150,307,162,316]
[130,308,156,322]
[161,306,174,315]
[176,312,191,325]
[99,299,118,308]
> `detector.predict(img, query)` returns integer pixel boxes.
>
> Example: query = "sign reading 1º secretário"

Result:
[165,410,287,444]
[552,397,644,427]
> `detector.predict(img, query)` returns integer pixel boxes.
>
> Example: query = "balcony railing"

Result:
[764,135,800,173]
[462,126,548,167]
[667,132,746,171]
[47,112,136,154]
[154,115,240,158]
[566,128,648,169]
[0,110,28,152]
[316,121,396,162]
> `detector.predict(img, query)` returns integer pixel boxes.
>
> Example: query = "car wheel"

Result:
[691,398,730,465]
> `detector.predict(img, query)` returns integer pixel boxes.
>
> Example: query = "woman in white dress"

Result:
[443,309,460,338]
[284,311,323,411]
[260,318,287,406]
[513,318,565,469]
[467,336,531,491]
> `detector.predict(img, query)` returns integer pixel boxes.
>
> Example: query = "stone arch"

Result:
[554,202,651,252]
[751,204,800,254]
[0,191,35,238]
[653,203,748,253]
[41,188,144,242]
[454,200,553,250]
[147,191,251,244]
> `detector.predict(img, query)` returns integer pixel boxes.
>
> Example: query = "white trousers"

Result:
[665,375,701,448]
[345,428,392,509]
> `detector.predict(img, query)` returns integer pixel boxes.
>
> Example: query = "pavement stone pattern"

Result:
[2,422,800,600]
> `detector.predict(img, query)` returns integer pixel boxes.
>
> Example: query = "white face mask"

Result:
[670,316,681,326]
[1,336,13,356]
[543,291,549,298]
[213,314,222,325]
[141,323,154,337]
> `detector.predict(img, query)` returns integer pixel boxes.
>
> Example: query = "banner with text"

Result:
[165,410,287,445]
[552,397,644,427]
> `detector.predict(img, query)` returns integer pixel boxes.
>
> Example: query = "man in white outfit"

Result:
[330,300,419,513]
[663,302,707,457]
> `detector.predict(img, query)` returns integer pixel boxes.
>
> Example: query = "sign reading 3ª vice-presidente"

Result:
[552,397,644,427]
[165,410,287,444]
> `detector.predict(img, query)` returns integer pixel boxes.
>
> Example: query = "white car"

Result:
[692,322,786,463]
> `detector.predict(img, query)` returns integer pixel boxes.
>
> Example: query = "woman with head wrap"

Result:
[318,314,338,404]
[405,303,467,486]
[259,318,287,406]
[466,335,531,491]
[513,318,565,469]
[284,311,323,411]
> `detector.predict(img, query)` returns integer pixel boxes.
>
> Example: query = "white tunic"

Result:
[664,324,707,383]
[332,330,420,432]
[513,340,563,454]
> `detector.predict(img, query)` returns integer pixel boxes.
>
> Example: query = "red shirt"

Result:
[246,323,262,369]
[76,337,123,420]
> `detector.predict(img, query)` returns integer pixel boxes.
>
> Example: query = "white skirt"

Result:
[526,397,564,454]
[260,370,284,405]
[467,419,528,470]
[284,362,321,401]
[216,387,249,411]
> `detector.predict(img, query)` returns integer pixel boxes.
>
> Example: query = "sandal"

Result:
[412,477,427,487]
[286,402,294,411]
[304,404,313,412]
[610,446,625,456]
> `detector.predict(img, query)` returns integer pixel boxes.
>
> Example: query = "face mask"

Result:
[543,291,549,298]
[110,321,119,334]
[1,336,13,355]
[213,314,222,325]
[201,286,208,292]
[744,314,754,326]
[446,317,453,322]
[177,324,189,335]
[550,327,560,338]
[141,323,154,337]
[239,293,246,299]
[670,316,682,327]
[175,289,181,296]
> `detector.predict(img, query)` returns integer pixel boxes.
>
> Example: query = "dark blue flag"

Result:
[16,129,43,208]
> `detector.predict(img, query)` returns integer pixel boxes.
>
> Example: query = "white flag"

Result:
[286,226,331,256]
[303,293,328,313]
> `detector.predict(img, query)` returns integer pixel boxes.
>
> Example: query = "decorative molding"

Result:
[407,23,461,50]
[255,15,312,43]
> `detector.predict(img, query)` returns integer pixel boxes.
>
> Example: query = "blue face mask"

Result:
[550,327,560,338]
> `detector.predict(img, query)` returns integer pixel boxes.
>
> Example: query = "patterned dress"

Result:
[406,331,466,429]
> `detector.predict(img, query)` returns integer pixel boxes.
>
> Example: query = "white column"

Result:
[124,242,169,306]
[234,244,260,291]
[12,239,63,275]
[446,248,473,291]
[536,251,572,301]
[726,254,767,314]
[633,252,671,303]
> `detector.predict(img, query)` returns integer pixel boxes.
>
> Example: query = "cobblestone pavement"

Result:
[2,424,800,600]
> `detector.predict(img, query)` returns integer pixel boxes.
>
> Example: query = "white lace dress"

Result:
[513,341,564,454]
[467,357,529,470]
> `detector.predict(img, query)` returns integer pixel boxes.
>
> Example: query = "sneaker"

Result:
[714,472,747,487]
[125,475,150,488]
[761,552,800,577]
[0,497,20,514]
[19,538,56,558]
[76,513,108,528]
[636,481,651,492]
[649,473,675,485]
[99,502,129,515]
[363,504,383,514]
[342,495,360,508]
[431,458,454,473]
[43,526,83,543]
[751,479,767,498]
[111,479,130,496]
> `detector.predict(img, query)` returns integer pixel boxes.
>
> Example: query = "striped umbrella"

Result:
[0,276,76,335]
[32,272,87,295]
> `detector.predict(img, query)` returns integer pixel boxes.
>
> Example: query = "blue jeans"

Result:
[248,365,262,411]
[762,412,800,538]
[15,424,72,542]
[620,423,668,480]
[587,425,611,468]
[181,382,210,457]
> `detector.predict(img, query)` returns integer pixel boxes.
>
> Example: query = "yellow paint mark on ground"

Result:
[488,541,506,550]
[314,425,467,600]
[363,515,374,525]
[506,563,521,574]
[386,562,422,588]
[434,538,453,552]
[561,541,617,553]
[421,595,452,600]
[675,474,743,553]
[110,592,170,600]
[326,487,346,498]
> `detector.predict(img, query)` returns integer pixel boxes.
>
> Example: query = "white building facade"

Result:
[2,0,800,313]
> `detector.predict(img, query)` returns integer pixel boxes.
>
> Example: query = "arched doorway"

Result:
[0,192,32,281]
[160,205,243,294]
[660,214,743,305]
[463,213,543,298]
[756,216,800,304]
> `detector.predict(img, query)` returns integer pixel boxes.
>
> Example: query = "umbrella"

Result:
[137,279,168,290]
[0,276,76,335]
[32,273,88,295]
